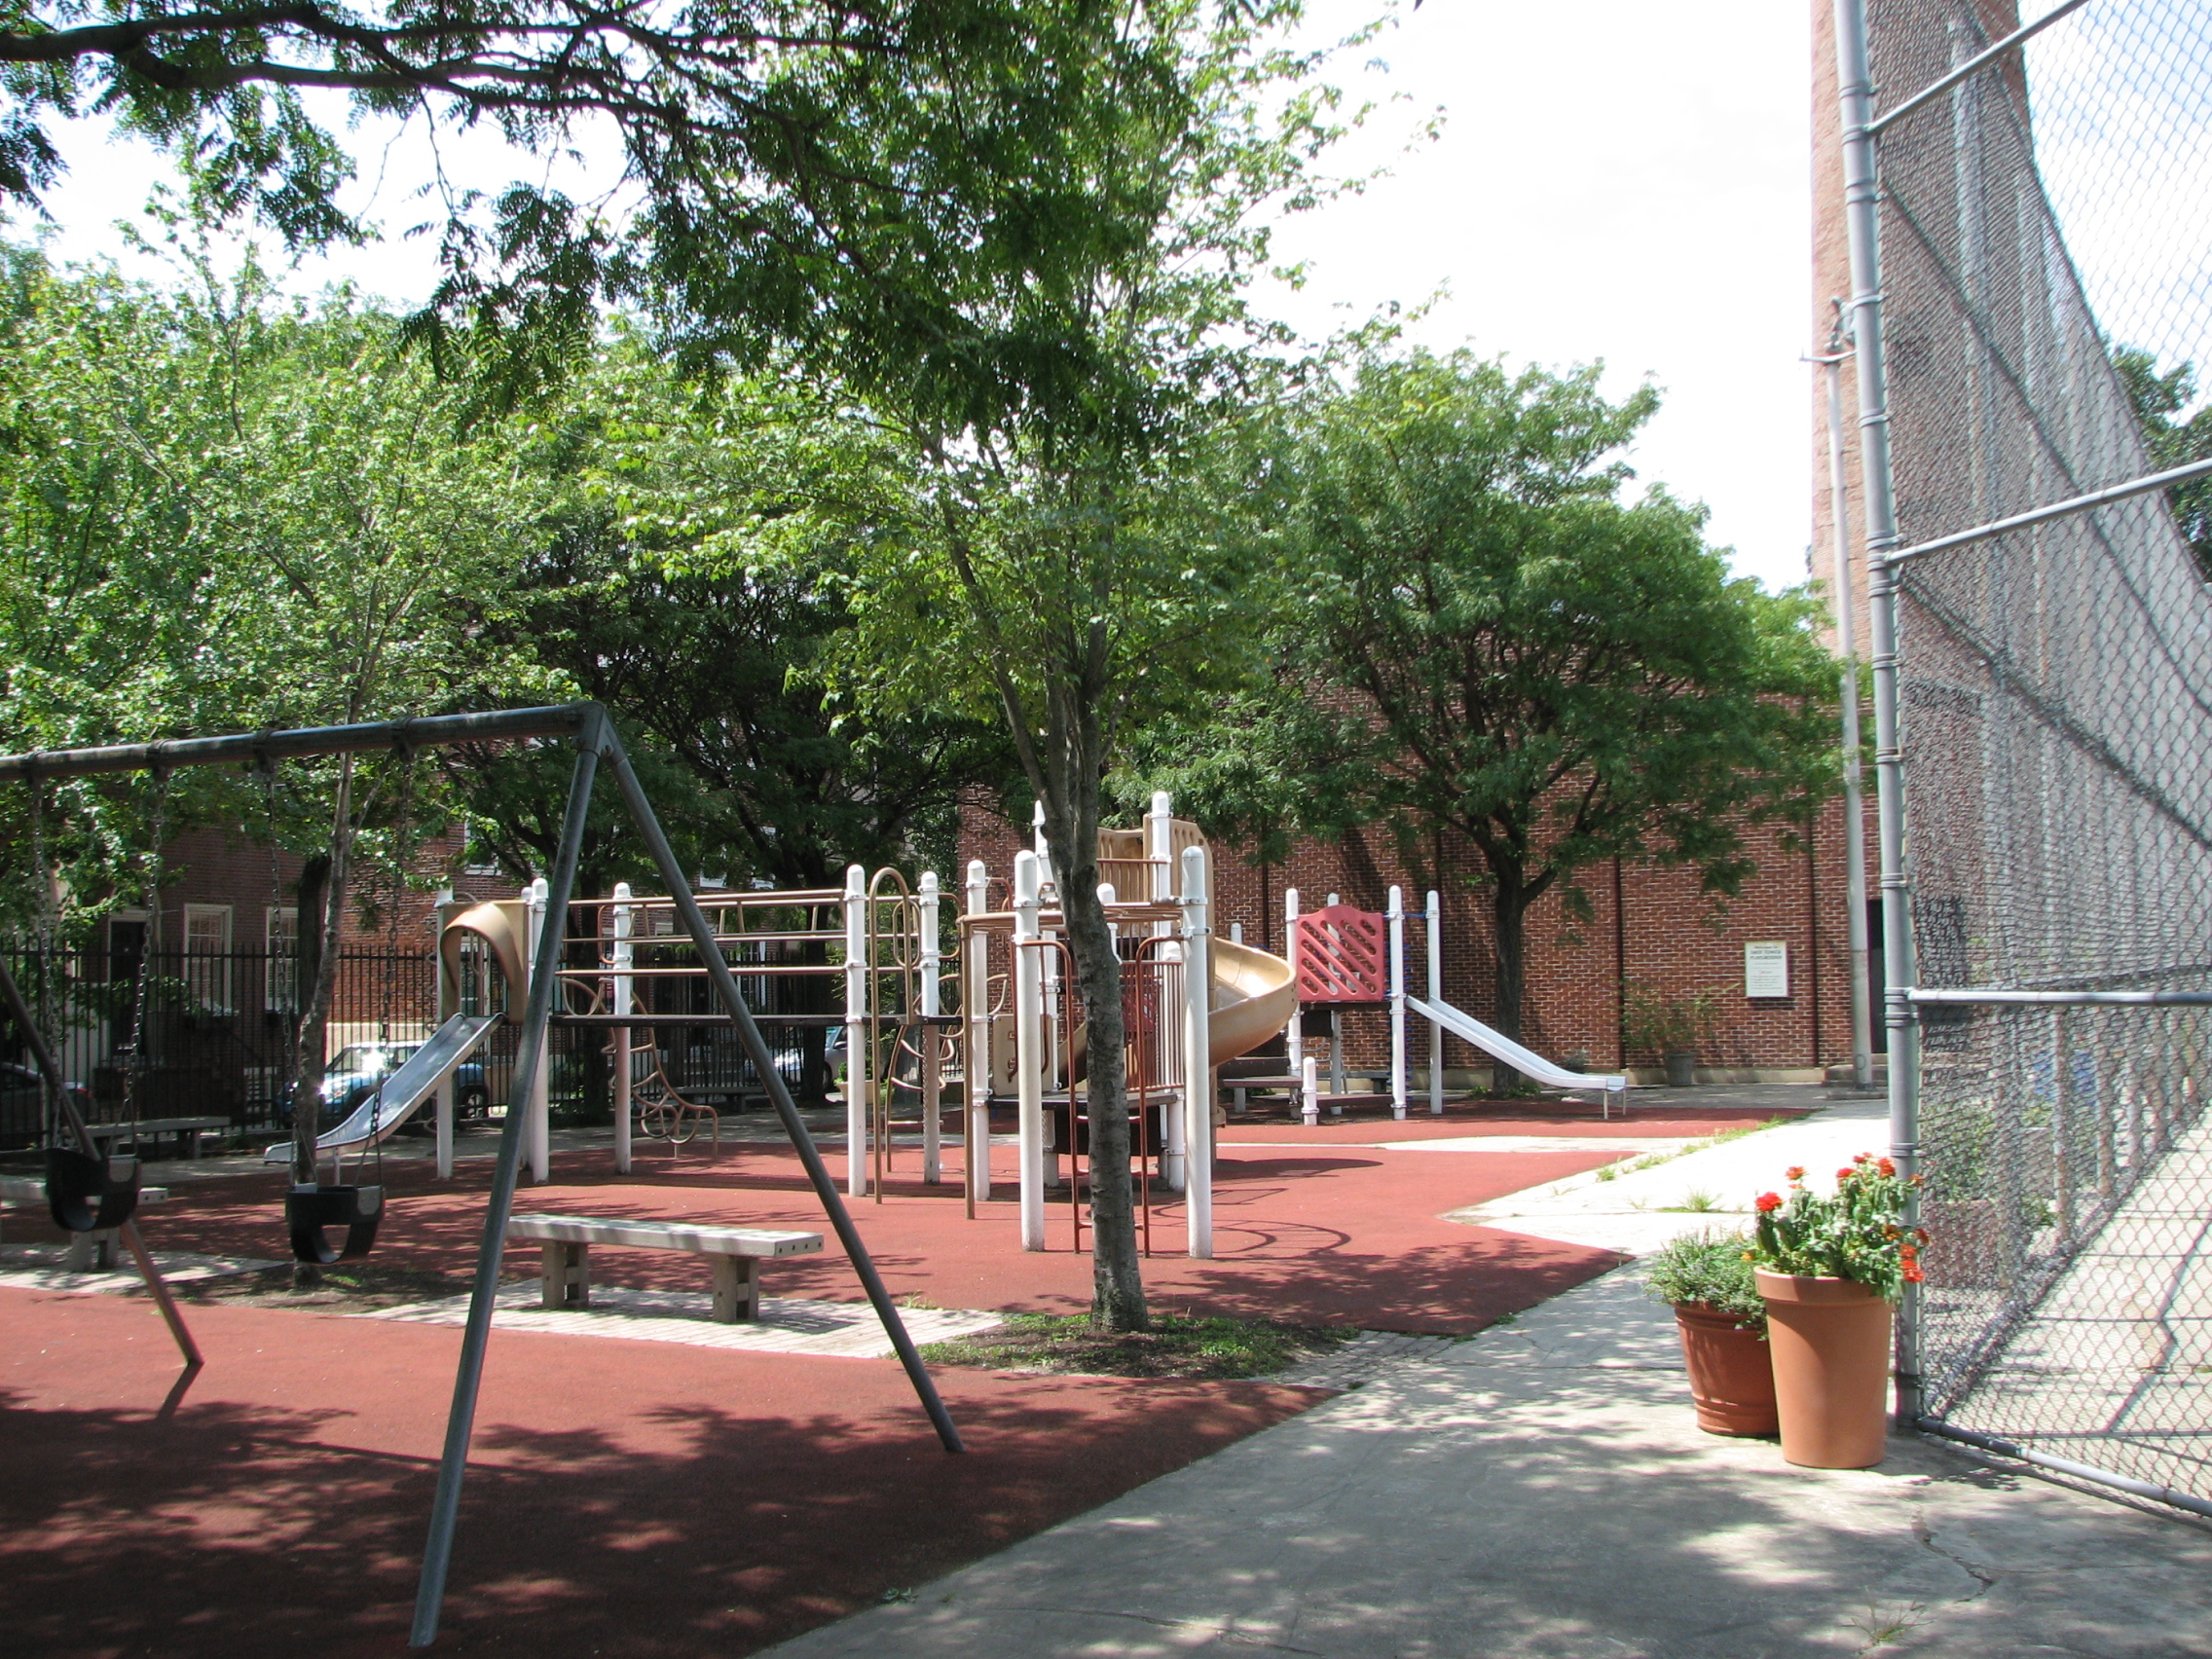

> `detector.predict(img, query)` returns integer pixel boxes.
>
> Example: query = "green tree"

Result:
[2113,345,2212,576]
[821,1,1352,1329]
[0,249,559,1258]
[0,0,1236,411]
[1281,350,1840,1084]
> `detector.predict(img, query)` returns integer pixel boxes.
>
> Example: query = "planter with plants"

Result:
[1624,982,1717,1087]
[1642,1232,1776,1436]
[1750,1154,1925,1469]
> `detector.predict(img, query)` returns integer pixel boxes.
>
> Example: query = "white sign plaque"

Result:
[1745,941,1790,998]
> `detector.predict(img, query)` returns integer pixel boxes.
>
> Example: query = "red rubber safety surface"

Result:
[2,1138,1630,1656]
[0,1289,1313,1659]
[86,1143,1628,1332]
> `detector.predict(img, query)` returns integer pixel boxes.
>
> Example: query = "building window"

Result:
[266,905,299,1012]
[182,903,234,1013]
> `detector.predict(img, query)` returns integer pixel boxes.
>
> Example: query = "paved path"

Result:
[765,1268,2212,1658]
[761,1085,2212,1658]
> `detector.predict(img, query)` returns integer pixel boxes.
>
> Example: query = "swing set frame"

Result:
[0,701,963,1649]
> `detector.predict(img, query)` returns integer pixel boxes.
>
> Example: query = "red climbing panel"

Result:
[1292,904,1387,1005]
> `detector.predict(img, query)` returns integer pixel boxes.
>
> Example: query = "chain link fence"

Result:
[1854,0,2212,1514]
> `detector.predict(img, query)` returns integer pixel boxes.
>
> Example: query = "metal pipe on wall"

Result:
[1819,341,1877,1089]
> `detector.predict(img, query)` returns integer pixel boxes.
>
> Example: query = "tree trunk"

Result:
[287,764,358,1287]
[1491,871,1530,1096]
[1051,826,1149,1332]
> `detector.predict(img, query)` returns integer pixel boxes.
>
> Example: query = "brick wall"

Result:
[955,789,1873,1075]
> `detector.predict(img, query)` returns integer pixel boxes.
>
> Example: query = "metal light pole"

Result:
[1834,0,1924,1423]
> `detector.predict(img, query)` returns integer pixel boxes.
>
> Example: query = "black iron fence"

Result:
[0,945,435,1148]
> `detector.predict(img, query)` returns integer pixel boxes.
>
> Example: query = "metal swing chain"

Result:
[25,777,58,1134]
[120,768,170,1130]
[367,743,419,1171]
[259,752,300,1134]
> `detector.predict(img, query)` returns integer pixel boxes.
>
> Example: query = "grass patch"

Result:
[1596,1117,1793,1185]
[917,1311,1357,1381]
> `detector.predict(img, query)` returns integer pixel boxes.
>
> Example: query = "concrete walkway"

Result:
[763,1087,2212,1658]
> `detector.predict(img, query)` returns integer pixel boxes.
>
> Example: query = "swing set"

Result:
[0,703,962,1650]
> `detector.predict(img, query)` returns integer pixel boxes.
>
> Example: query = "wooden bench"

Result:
[85,1117,231,1159]
[504,1213,824,1323]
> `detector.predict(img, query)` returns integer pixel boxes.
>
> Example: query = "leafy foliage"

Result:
[1642,1230,1766,1333]
[1751,1153,1925,1303]
[1273,350,1841,1064]
[2113,345,2212,576]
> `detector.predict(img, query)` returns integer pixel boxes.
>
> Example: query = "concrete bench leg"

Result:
[710,1255,760,1323]
[540,1240,590,1309]
[66,1230,116,1272]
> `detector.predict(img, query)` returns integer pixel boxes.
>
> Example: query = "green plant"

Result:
[1643,1231,1766,1332]
[1623,980,1719,1056]
[1751,1154,1927,1301]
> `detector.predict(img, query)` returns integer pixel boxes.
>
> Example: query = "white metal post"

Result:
[433,886,457,1179]
[843,864,868,1198]
[611,882,634,1175]
[919,869,942,1186]
[1427,889,1445,1116]
[1325,893,1344,1096]
[1148,789,1184,1189]
[525,876,551,1184]
[1302,1053,1320,1127]
[1013,852,1047,1250]
[1181,844,1214,1258]
[1388,886,1408,1121]
[1285,886,1303,1081]
[965,859,991,1203]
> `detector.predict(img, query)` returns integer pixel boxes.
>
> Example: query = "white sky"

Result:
[30,0,1818,592]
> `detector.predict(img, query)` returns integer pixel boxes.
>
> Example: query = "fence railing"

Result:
[1841,0,2212,1518]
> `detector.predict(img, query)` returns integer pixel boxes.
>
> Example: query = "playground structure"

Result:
[270,789,1627,1262]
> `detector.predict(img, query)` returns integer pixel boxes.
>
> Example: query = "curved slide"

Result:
[1206,938,1298,1067]
[264,902,525,1163]
[263,1011,501,1161]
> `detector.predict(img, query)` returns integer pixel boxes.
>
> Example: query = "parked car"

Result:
[276,1043,490,1133]
[0,1061,96,1150]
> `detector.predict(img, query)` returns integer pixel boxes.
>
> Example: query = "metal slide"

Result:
[263,1012,501,1162]
[1407,994,1628,1093]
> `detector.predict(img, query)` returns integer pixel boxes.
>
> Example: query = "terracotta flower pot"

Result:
[1672,1303,1778,1436]
[1754,1269,1893,1468]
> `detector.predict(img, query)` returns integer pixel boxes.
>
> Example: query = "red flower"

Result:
[1755,1192,1784,1213]
[1916,1229,1932,1245]
[1855,1152,1872,1162]
[1837,1168,1856,1181]
[1902,1264,1925,1283]
[1877,1158,1898,1178]
[1785,1165,1806,1182]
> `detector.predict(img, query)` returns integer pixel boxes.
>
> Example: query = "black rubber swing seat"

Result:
[46,1146,142,1233]
[286,1183,384,1265]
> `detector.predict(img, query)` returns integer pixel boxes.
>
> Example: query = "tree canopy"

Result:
[1272,350,1840,1075]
